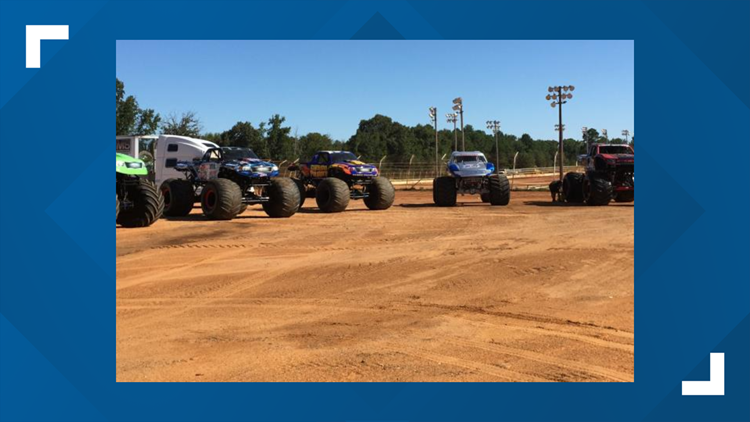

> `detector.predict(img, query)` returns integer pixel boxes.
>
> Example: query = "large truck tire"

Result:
[262,177,300,218]
[316,177,350,213]
[201,179,243,220]
[583,173,613,206]
[563,172,585,203]
[615,191,635,203]
[364,177,395,210]
[433,176,457,207]
[160,178,195,217]
[488,174,511,206]
[293,178,306,210]
[117,178,164,228]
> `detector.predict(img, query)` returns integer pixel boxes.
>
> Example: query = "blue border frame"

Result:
[1,1,748,421]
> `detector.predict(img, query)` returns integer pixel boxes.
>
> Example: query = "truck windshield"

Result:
[454,155,486,163]
[599,146,633,154]
[331,152,359,163]
[222,148,259,160]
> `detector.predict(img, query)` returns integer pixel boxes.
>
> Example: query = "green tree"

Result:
[220,121,267,156]
[266,114,294,160]
[298,132,334,161]
[585,128,601,145]
[116,78,160,135]
[161,111,202,137]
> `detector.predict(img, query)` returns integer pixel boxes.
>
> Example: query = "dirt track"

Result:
[117,190,634,382]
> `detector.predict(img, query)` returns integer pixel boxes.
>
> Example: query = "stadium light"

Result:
[452,97,465,150]
[429,107,439,177]
[486,120,501,174]
[547,85,576,189]
[446,113,458,151]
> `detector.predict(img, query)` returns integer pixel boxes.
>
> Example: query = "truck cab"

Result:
[152,135,219,187]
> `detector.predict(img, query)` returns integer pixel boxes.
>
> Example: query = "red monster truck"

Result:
[551,143,634,206]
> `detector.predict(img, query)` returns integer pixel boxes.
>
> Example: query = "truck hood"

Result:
[600,153,634,163]
[334,161,378,174]
[116,153,148,176]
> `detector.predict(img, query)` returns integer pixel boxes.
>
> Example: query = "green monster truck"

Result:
[116,153,164,227]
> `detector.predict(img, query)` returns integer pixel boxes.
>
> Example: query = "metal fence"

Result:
[271,158,582,188]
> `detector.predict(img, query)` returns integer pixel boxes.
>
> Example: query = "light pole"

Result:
[546,85,575,184]
[555,123,566,174]
[446,113,458,151]
[486,120,501,174]
[452,97,464,151]
[622,130,631,143]
[601,128,608,142]
[429,107,438,177]
[582,126,589,153]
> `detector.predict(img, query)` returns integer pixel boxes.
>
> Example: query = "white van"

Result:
[153,135,219,187]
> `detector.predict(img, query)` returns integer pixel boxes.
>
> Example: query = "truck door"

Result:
[311,153,329,178]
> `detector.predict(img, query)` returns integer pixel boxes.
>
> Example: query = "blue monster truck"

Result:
[159,147,299,220]
[433,151,510,207]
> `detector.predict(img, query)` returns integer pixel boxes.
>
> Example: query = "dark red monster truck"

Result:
[550,143,634,206]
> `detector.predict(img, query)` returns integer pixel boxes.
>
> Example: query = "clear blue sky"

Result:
[116,40,633,141]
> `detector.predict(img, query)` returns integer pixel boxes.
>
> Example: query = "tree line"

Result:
[117,78,632,168]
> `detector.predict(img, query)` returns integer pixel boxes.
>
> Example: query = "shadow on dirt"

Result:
[524,201,634,208]
[297,207,372,214]
[400,202,486,209]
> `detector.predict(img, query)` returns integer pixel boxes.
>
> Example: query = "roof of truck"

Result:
[450,151,486,157]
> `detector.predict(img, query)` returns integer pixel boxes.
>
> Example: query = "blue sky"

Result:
[116,40,633,141]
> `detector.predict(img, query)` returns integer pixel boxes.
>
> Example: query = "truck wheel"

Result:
[480,193,490,203]
[201,179,243,220]
[364,177,395,210]
[583,173,613,206]
[316,177,350,213]
[263,177,300,218]
[549,180,562,201]
[615,191,634,203]
[433,176,457,207]
[117,178,164,228]
[488,174,511,206]
[563,172,585,203]
[160,178,195,217]
[293,178,306,210]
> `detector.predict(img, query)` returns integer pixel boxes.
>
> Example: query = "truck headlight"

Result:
[241,164,252,172]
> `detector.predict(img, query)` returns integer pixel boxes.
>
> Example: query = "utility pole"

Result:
[429,107,438,177]
[486,120,501,174]
[446,113,458,152]
[452,97,464,151]
[622,130,631,143]
[546,85,575,184]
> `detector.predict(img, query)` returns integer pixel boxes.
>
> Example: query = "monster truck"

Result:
[433,151,510,207]
[116,153,164,228]
[288,151,395,213]
[159,147,299,220]
[549,143,634,206]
